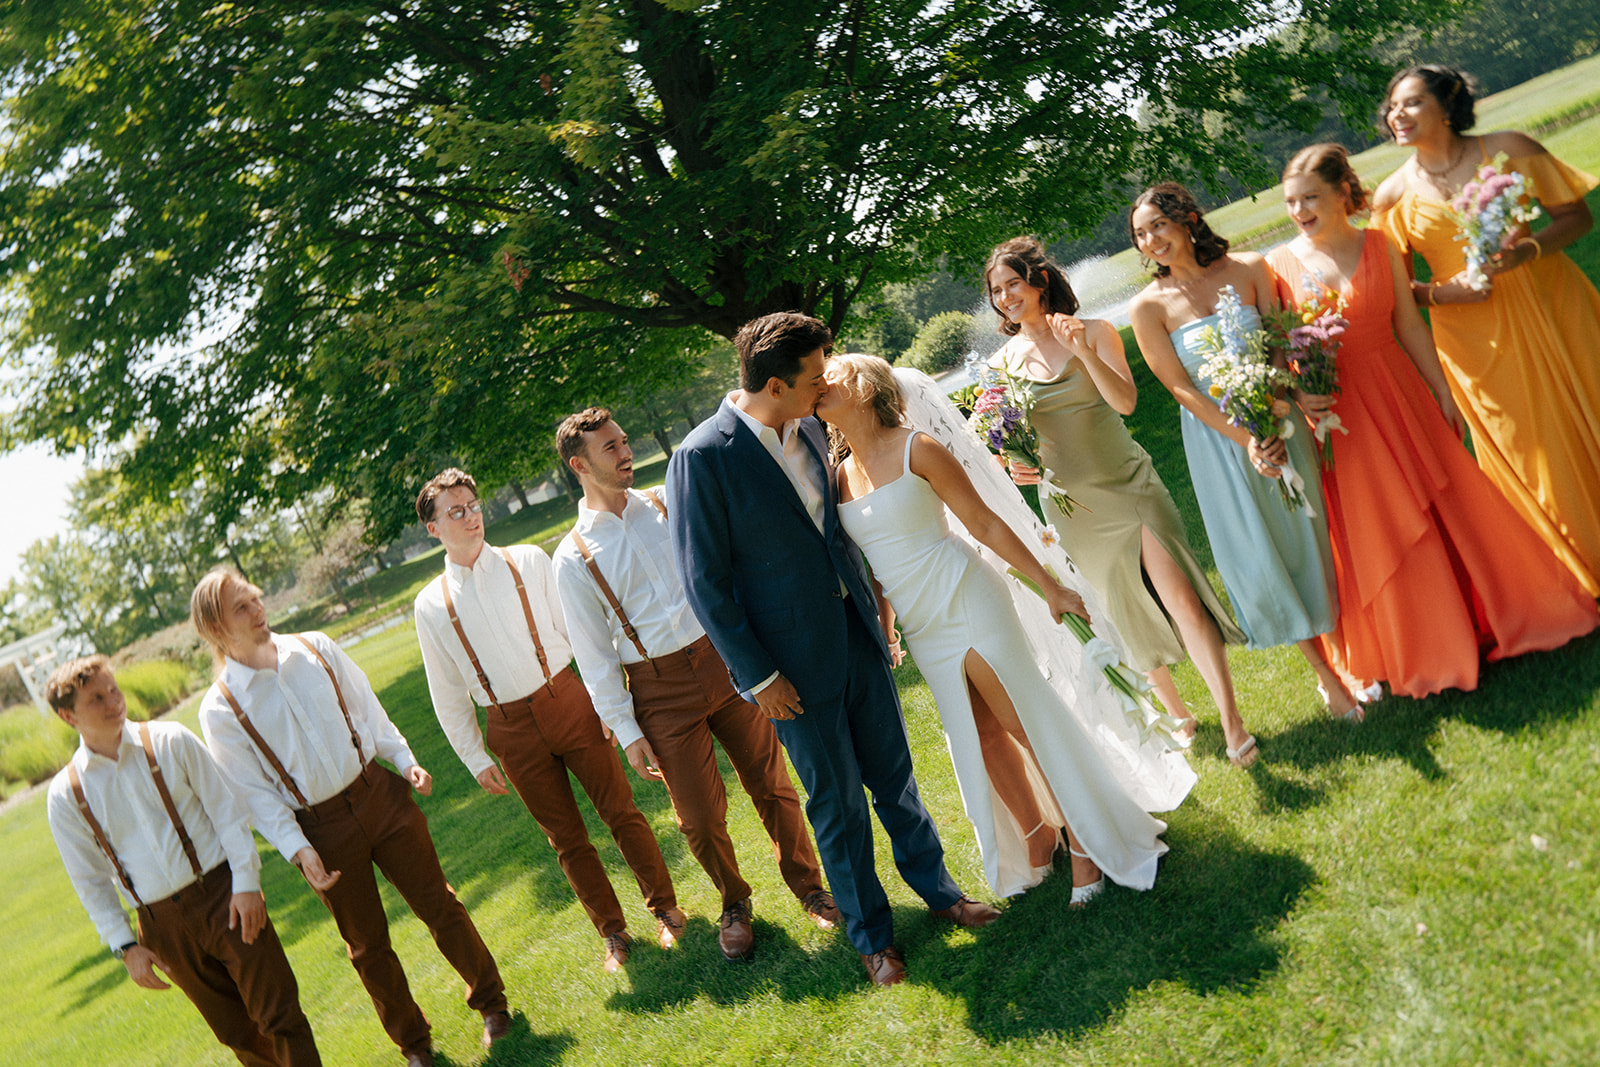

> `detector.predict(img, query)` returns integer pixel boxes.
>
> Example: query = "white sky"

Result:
[0,443,83,587]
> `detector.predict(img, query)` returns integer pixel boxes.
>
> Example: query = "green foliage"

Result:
[0,706,76,786]
[113,660,196,723]
[0,0,1464,544]
[904,311,977,375]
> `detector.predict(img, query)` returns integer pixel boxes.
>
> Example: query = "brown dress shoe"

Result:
[481,1009,512,1048]
[602,931,633,973]
[932,895,1001,928]
[718,898,754,960]
[800,889,841,930]
[860,946,906,986]
[402,1047,435,1067]
[655,906,688,949]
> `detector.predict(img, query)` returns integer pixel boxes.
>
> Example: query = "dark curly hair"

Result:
[1283,143,1370,214]
[1128,183,1230,278]
[1379,65,1478,140]
[982,237,1079,337]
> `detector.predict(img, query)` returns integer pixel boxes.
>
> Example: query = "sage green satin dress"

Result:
[1015,355,1244,672]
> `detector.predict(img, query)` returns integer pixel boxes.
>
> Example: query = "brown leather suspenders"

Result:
[568,490,669,662]
[439,545,557,704]
[215,634,363,808]
[67,722,203,905]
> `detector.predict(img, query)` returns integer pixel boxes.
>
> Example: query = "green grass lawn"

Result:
[8,67,1600,1067]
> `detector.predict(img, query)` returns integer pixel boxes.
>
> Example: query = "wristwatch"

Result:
[111,941,137,960]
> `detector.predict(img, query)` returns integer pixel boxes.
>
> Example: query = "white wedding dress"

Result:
[834,369,1195,897]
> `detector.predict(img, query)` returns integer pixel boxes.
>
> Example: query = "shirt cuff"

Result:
[749,670,781,696]
[230,866,262,895]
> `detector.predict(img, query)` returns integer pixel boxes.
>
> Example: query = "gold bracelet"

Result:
[1517,235,1543,260]
[1426,283,1438,307]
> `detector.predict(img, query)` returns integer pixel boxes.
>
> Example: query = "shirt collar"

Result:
[75,721,140,769]
[575,490,647,533]
[444,543,498,582]
[221,632,287,686]
[727,392,803,446]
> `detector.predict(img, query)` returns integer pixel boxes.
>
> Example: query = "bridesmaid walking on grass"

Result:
[1374,64,1600,596]
[1271,144,1598,696]
[988,237,1258,767]
[1127,183,1369,729]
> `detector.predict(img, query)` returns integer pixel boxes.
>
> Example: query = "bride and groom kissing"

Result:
[667,311,1183,987]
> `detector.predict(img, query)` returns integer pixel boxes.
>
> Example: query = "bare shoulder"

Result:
[1128,286,1168,330]
[1372,168,1408,213]
[1231,249,1266,269]
[1481,129,1545,158]
[1083,316,1119,342]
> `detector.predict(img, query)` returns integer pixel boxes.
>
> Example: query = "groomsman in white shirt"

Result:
[46,654,321,1066]
[551,407,840,960]
[410,467,682,974]
[192,571,509,1067]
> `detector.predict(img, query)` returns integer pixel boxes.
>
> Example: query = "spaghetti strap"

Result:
[902,429,921,473]
[1478,135,1489,163]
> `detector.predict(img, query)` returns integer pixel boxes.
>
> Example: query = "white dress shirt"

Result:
[728,396,827,534]
[47,721,262,948]
[552,489,708,749]
[199,631,418,864]
[413,542,576,777]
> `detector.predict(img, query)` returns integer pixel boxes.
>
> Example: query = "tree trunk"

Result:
[224,540,252,586]
[652,428,674,457]
[511,481,531,508]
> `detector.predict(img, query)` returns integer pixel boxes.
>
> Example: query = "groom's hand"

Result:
[756,675,805,721]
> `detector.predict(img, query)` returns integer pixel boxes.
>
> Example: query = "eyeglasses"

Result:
[443,500,483,522]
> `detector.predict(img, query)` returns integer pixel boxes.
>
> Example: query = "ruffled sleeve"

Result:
[1509,152,1599,207]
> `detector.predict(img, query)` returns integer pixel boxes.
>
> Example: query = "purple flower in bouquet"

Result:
[1265,278,1350,468]
[965,359,1083,516]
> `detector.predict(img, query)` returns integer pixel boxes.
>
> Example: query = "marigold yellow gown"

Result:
[1377,147,1600,595]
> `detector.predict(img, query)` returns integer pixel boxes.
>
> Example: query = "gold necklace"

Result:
[1415,138,1467,181]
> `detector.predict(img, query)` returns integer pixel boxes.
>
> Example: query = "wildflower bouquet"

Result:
[966,360,1081,516]
[1449,152,1541,290]
[1266,281,1350,468]
[1007,563,1189,751]
[1191,285,1314,515]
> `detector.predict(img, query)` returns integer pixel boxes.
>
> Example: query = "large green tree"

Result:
[0,0,1457,539]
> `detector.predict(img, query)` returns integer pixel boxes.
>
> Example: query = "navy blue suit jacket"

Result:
[667,400,889,705]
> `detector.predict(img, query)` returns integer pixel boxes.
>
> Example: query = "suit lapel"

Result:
[721,402,826,538]
[798,418,837,542]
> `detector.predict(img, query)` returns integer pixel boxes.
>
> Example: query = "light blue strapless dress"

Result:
[1170,309,1338,649]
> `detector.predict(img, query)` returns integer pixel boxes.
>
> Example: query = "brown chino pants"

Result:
[625,634,825,908]
[486,665,675,937]
[295,762,505,1056]
[137,863,321,1067]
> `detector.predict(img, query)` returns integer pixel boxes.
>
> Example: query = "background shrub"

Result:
[903,311,976,375]
[115,660,196,722]
[0,705,77,786]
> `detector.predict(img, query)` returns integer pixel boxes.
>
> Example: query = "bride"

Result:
[815,352,1194,900]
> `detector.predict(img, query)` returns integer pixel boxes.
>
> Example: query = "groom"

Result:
[667,311,998,986]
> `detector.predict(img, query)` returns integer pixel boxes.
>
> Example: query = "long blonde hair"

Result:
[826,353,905,463]
[190,567,250,668]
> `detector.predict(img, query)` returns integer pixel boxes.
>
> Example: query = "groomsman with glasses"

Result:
[552,407,841,961]
[411,467,683,974]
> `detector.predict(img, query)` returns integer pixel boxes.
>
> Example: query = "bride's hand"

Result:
[1008,459,1043,486]
[1046,583,1090,625]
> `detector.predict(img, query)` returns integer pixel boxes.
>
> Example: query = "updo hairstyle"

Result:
[1282,143,1370,214]
[1379,64,1478,138]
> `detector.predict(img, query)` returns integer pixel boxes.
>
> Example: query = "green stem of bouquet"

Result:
[1005,567,1153,713]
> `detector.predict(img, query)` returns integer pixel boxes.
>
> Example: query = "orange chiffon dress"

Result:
[1377,148,1600,596]
[1269,230,1598,697]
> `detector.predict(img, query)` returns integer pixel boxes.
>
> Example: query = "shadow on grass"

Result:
[54,950,131,1012]
[1249,628,1600,793]
[603,824,1312,1045]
